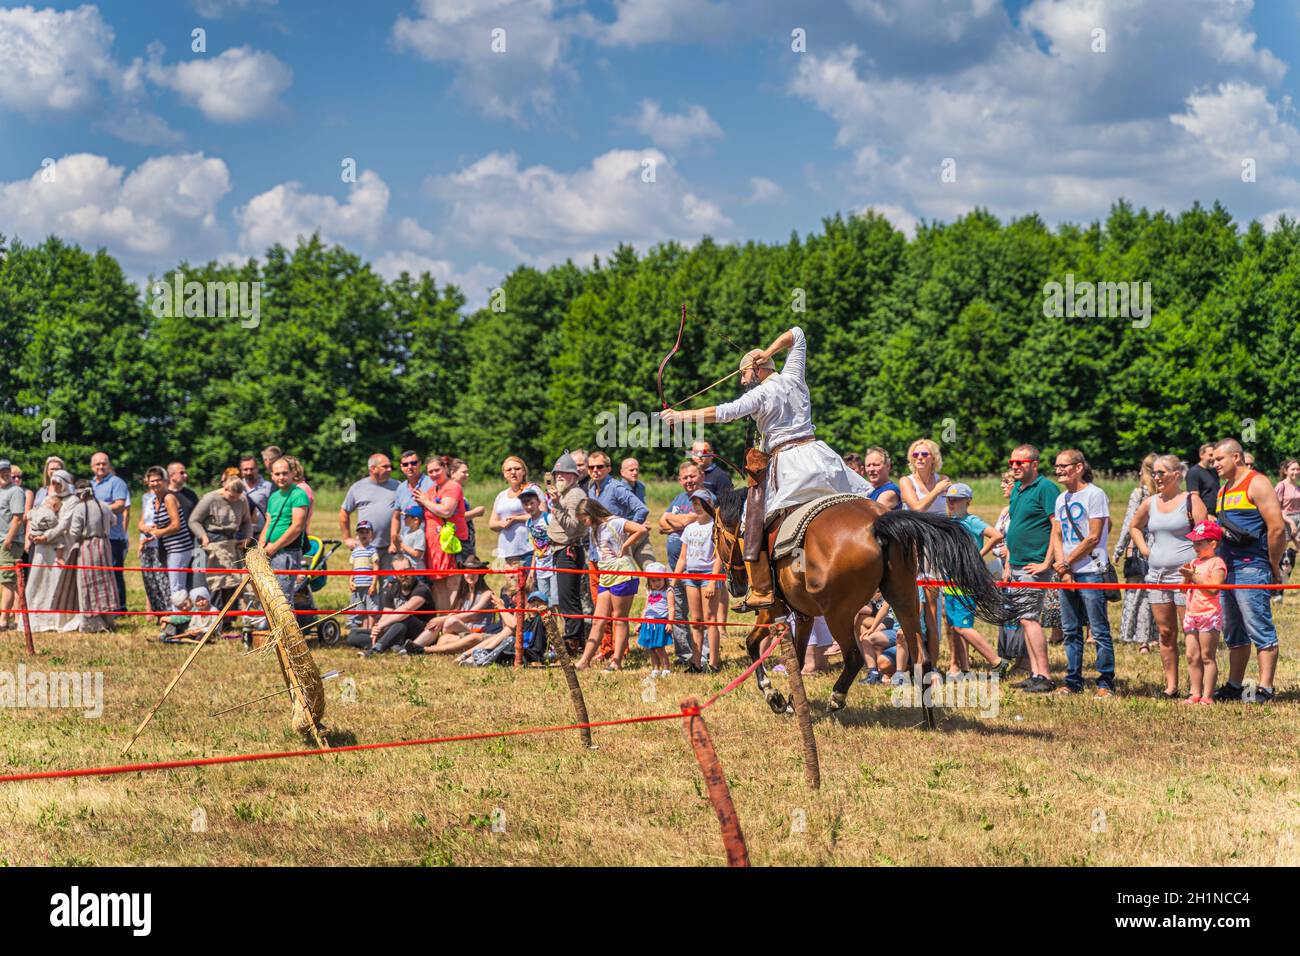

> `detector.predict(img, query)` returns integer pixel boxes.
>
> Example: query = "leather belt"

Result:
[769,435,815,457]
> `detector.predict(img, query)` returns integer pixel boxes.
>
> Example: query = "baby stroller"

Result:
[294,535,345,645]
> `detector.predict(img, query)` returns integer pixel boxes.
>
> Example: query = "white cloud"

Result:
[147,45,292,122]
[397,216,435,249]
[372,251,500,306]
[424,149,731,265]
[601,0,733,46]
[193,0,279,18]
[391,0,590,121]
[0,152,230,260]
[628,100,723,151]
[234,170,391,253]
[746,176,784,204]
[862,203,919,237]
[788,0,1300,227]
[0,5,119,112]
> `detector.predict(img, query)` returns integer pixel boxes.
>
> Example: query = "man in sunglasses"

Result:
[390,450,433,558]
[1003,444,1062,693]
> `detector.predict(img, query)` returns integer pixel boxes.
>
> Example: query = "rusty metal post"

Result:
[544,610,593,748]
[778,625,821,790]
[680,696,749,867]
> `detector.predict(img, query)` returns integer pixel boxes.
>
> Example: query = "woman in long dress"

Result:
[60,482,119,632]
[138,486,172,616]
[23,479,78,632]
[1111,453,1158,650]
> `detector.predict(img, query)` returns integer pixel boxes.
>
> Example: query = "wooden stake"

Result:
[15,563,34,655]
[680,696,749,867]
[544,610,592,748]
[120,577,249,755]
[513,569,526,668]
[779,625,821,790]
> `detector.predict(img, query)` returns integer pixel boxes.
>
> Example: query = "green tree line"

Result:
[2,198,1298,486]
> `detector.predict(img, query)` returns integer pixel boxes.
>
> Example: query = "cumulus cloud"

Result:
[746,176,784,204]
[193,0,279,18]
[788,0,1300,227]
[234,170,391,253]
[372,251,501,306]
[0,4,119,112]
[0,152,230,261]
[423,149,731,265]
[627,100,723,151]
[146,45,292,122]
[391,0,591,121]
[600,0,734,47]
[397,216,435,249]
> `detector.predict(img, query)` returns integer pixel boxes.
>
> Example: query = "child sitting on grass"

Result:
[856,592,897,684]
[159,586,213,642]
[1179,521,1226,704]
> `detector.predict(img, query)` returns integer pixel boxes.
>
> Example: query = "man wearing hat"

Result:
[545,452,591,651]
[0,460,26,631]
[660,327,870,609]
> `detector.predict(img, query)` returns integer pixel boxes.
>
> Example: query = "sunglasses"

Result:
[1008,459,1037,466]
[401,461,419,467]
[589,464,609,471]
[911,451,931,459]
[1054,462,1081,471]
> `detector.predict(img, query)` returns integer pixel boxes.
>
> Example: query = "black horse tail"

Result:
[872,510,1011,625]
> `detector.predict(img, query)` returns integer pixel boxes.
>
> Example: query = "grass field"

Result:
[2,477,1297,866]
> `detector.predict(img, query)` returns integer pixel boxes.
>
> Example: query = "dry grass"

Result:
[1,479,1296,866]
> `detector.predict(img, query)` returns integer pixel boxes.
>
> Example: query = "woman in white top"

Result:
[897,437,950,667]
[489,456,543,567]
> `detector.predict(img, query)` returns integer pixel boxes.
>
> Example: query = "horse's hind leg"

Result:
[828,606,864,712]
[880,552,938,729]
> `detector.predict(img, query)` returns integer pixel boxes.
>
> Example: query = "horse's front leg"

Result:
[751,615,790,715]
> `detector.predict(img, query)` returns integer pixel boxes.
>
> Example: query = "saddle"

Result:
[769,493,868,562]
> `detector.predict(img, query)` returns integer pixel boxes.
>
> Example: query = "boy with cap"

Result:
[519,488,554,605]
[398,506,426,564]
[350,520,380,633]
[944,483,1014,676]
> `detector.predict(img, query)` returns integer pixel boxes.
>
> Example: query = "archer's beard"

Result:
[742,378,758,392]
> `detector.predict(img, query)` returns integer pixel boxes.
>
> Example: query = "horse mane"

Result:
[716,484,747,528]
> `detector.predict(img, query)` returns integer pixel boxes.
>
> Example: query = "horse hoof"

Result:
[767,692,788,715]
[828,694,846,713]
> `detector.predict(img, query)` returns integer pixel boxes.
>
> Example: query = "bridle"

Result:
[711,506,748,597]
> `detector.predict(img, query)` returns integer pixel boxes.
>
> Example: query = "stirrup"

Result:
[732,591,775,613]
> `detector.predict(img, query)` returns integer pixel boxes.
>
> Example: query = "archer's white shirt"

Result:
[714,327,813,452]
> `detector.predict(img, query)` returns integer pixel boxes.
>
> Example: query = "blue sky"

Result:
[2,0,1299,304]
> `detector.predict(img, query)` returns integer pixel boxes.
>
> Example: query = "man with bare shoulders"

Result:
[1210,438,1284,703]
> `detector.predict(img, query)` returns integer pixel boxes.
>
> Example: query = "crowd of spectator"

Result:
[0,434,1288,702]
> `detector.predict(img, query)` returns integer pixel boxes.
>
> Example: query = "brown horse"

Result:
[711,488,1008,726]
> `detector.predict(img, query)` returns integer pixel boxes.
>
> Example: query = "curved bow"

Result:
[656,303,688,414]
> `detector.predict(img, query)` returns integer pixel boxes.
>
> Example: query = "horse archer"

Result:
[661,326,1008,722]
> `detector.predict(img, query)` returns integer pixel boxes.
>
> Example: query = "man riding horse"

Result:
[661,326,870,611]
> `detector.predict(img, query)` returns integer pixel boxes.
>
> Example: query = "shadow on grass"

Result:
[727,689,1058,738]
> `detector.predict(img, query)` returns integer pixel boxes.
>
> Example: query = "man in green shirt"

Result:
[1001,444,1061,693]
[258,457,309,605]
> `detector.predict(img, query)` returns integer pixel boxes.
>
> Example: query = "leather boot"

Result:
[732,553,775,613]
